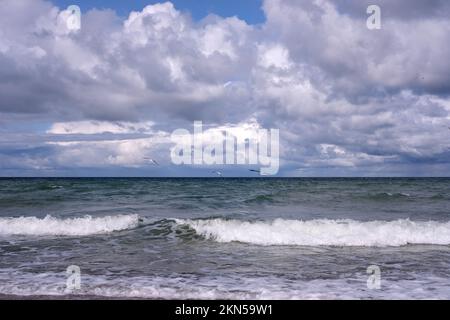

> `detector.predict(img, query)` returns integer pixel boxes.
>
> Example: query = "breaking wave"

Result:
[176,218,450,247]
[0,214,140,236]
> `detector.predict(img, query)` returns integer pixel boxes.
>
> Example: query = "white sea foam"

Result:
[176,218,450,247]
[1,271,449,299]
[0,214,140,236]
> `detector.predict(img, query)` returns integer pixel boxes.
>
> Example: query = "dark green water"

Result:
[0,178,449,299]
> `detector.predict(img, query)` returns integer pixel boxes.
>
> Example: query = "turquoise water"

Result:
[0,178,450,299]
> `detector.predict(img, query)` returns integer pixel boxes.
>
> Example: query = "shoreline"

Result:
[0,294,148,300]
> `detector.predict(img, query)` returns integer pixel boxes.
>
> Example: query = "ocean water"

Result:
[0,177,449,299]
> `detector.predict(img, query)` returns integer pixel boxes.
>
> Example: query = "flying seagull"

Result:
[143,157,159,165]
[212,170,223,177]
[248,169,260,174]
[223,81,233,88]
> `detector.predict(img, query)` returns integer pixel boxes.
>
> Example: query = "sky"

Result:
[51,0,266,24]
[0,0,450,177]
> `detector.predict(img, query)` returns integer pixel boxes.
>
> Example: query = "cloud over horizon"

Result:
[1,0,450,176]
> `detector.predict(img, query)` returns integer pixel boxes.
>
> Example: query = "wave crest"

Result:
[177,218,450,247]
[0,214,140,236]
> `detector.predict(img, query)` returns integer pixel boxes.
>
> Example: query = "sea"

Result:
[0,177,449,299]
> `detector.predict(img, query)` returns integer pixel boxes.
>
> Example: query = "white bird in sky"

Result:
[223,81,233,88]
[143,157,159,166]
[212,170,223,177]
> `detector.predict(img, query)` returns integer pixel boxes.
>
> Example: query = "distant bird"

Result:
[212,170,223,177]
[223,81,233,88]
[248,169,260,174]
[143,157,159,166]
